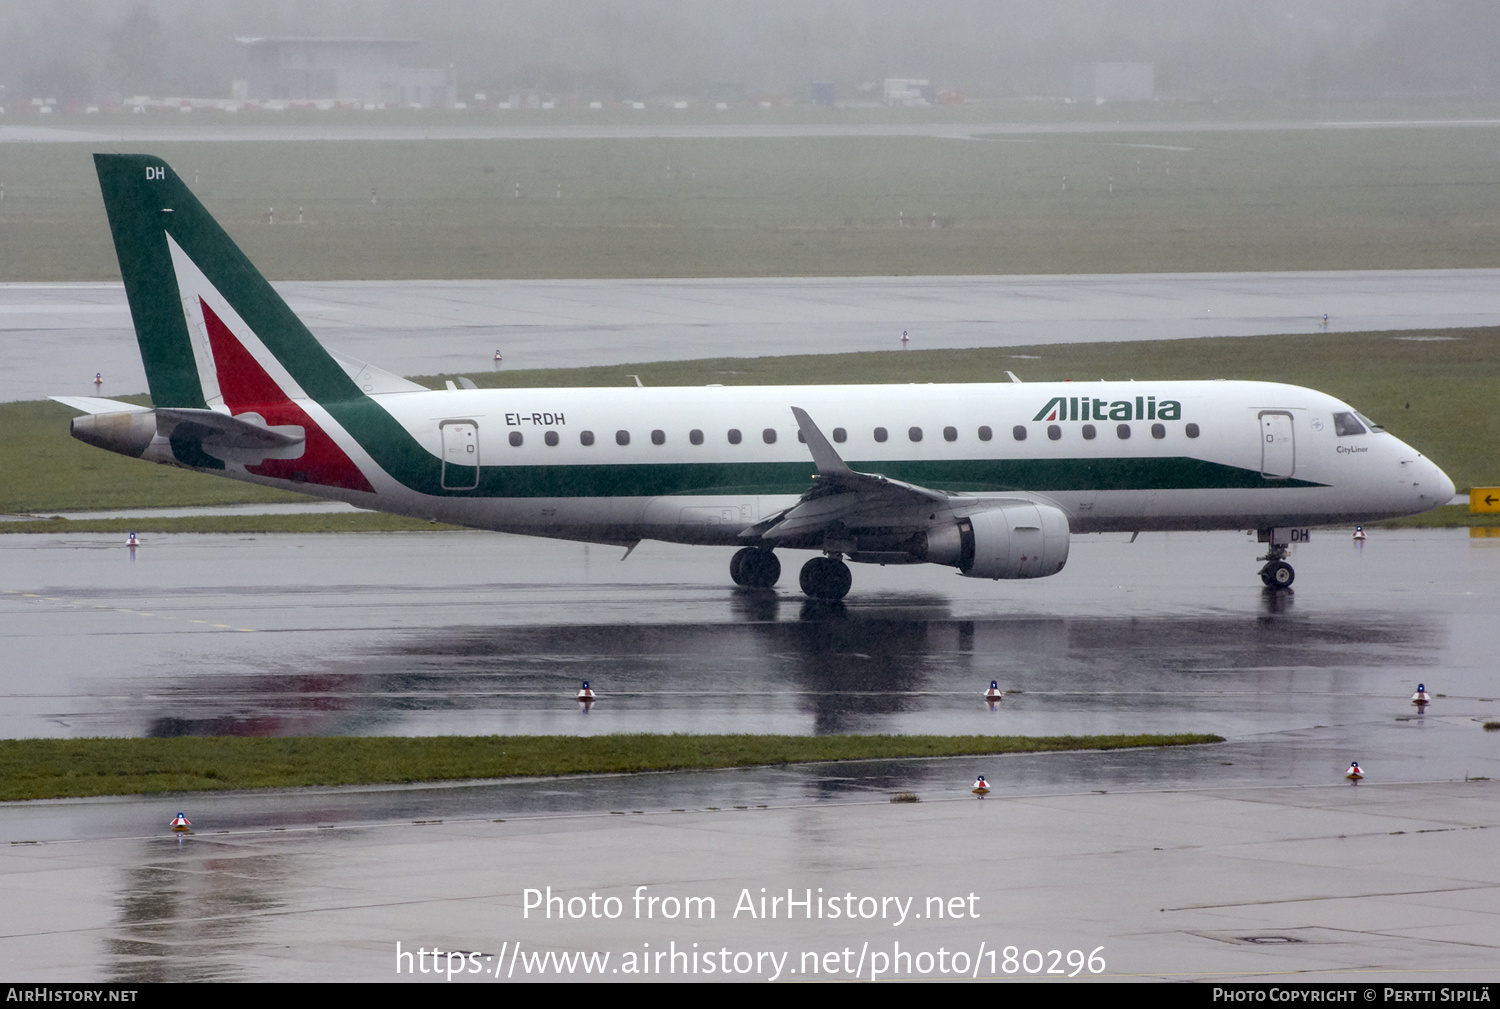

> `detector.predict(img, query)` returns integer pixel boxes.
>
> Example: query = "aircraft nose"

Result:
[1432,461,1456,505]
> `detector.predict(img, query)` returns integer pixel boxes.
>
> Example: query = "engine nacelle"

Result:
[924,503,1071,579]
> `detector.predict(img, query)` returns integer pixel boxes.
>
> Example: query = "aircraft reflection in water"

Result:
[138,597,1432,739]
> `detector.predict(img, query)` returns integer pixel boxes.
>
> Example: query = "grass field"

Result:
[0,732,1223,801]
[8,111,1500,280]
[6,326,1494,525]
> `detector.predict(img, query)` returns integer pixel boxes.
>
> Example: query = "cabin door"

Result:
[1259,411,1295,479]
[441,420,480,490]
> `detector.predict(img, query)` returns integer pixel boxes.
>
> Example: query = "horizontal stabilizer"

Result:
[154,408,304,450]
[49,396,152,415]
[154,408,305,463]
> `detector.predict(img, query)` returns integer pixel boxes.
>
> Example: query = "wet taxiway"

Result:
[2,528,1497,746]
[2,528,1496,981]
[9,269,1500,402]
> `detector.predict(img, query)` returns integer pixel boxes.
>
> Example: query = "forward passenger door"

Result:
[1259,411,1295,479]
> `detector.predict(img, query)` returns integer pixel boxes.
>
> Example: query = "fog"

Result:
[1,0,1497,105]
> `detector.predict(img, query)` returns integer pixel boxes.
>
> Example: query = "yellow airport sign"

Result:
[1471,488,1500,513]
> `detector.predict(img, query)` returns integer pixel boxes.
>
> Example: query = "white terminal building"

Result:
[234,38,456,107]
[1072,62,1155,103]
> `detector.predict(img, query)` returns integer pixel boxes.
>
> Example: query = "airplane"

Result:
[54,154,1455,601]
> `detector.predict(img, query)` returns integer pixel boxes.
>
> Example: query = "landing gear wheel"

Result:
[799,556,852,600]
[731,547,780,588]
[1260,560,1295,589]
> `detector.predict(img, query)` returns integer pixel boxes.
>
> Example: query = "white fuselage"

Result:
[239,379,1452,549]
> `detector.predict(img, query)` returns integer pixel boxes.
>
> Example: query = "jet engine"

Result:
[922,502,1071,579]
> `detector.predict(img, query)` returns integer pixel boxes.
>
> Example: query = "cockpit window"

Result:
[1355,411,1384,433]
[1333,412,1367,436]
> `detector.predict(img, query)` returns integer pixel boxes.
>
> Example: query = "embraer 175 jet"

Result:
[56,154,1454,600]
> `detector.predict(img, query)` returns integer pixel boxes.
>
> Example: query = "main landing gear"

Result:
[730,548,853,600]
[799,555,852,601]
[730,547,781,589]
[1257,542,1295,589]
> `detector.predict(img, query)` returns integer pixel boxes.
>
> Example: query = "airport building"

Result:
[1072,62,1155,103]
[883,78,935,105]
[233,38,456,107]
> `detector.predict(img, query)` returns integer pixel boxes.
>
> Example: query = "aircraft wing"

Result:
[745,407,951,541]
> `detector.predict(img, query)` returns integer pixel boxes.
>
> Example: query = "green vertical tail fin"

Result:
[94,153,360,408]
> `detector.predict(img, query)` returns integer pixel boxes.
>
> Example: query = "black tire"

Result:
[745,549,781,588]
[1265,561,1295,589]
[729,547,753,586]
[799,556,852,600]
[734,548,780,588]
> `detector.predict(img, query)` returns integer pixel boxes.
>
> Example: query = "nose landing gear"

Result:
[1257,535,1295,589]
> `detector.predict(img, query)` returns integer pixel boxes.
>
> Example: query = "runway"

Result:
[1,528,1498,981]
[8,115,1500,145]
[9,269,1500,402]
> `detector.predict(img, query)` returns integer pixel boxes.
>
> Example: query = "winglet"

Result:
[790,407,854,478]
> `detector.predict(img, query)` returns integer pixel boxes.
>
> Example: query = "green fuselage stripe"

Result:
[416,456,1324,499]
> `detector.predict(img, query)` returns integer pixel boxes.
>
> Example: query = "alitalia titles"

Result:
[1033,395,1182,423]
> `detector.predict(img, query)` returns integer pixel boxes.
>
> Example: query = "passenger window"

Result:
[874,427,888,443]
[689,429,704,445]
[509,431,523,447]
[580,430,595,446]
[1333,412,1367,436]
[1047,425,1061,441]
[1012,425,1027,441]
[978,426,992,441]
[1117,424,1131,439]
[909,426,923,442]
[651,429,665,445]
[1151,423,1165,439]
[832,427,847,443]
[544,430,559,447]
[615,430,630,446]
[728,428,742,444]
[943,426,957,442]
[1082,424,1096,440]
[1185,423,1199,439]
[763,428,777,444]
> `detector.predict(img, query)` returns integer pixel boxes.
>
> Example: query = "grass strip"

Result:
[0,733,1223,801]
[0,514,461,535]
[1373,506,1500,529]
[12,120,1500,282]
